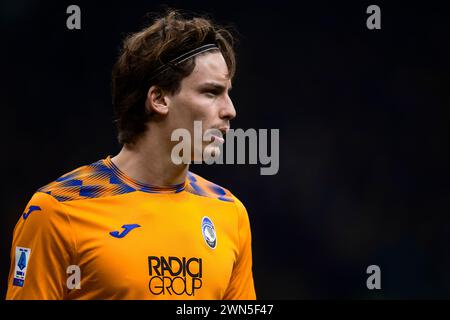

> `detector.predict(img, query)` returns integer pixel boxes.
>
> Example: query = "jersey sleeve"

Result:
[6,192,77,300]
[223,197,256,300]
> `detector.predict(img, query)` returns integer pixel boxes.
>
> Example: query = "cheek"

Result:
[178,94,216,122]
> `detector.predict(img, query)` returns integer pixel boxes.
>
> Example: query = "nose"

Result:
[219,94,236,121]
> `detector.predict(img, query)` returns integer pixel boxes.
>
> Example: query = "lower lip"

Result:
[211,135,224,144]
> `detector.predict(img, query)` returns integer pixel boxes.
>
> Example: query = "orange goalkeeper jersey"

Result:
[6,156,256,300]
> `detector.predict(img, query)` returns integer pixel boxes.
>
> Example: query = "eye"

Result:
[204,91,218,98]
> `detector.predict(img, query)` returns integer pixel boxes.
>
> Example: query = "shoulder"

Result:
[23,191,61,216]
[186,172,252,231]
[185,171,244,207]
[14,188,76,265]
[17,191,71,237]
[37,158,135,202]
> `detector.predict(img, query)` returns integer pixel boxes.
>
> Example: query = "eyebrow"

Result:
[199,82,232,92]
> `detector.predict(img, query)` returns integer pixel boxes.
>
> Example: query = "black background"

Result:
[1,0,449,299]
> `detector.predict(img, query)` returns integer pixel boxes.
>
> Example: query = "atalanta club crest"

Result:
[201,216,217,249]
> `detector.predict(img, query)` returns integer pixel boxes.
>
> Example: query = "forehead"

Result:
[182,51,231,87]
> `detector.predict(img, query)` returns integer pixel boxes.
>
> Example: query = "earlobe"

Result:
[146,85,169,116]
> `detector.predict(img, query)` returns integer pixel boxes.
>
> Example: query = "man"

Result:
[6,10,256,300]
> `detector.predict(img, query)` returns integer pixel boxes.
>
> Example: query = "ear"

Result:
[145,85,170,116]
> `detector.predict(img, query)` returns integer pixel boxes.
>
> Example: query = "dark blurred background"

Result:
[1,0,449,299]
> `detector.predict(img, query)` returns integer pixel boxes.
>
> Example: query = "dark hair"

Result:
[111,9,236,145]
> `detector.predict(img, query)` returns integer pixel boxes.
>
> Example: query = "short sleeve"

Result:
[223,197,256,300]
[6,192,76,300]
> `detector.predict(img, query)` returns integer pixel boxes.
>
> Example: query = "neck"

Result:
[111,131,189,187]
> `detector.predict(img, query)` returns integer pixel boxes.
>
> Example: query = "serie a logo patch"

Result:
[13,247,31,287]
[201,216,217,249]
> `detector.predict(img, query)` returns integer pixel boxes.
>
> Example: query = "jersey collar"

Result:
[103,156,187,194]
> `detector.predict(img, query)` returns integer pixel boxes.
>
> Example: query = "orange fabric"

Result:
[6,157,256,300]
